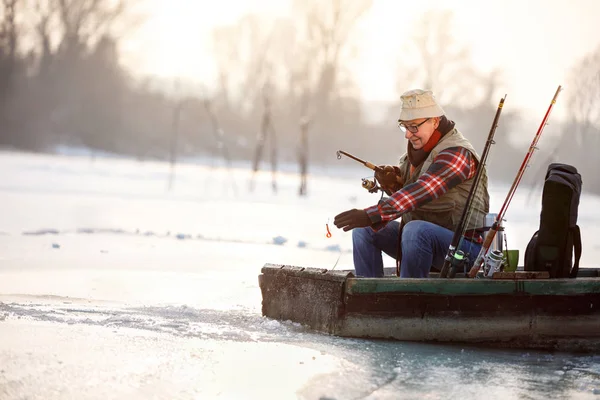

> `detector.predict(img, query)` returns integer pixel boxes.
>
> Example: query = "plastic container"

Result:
[484,213,504,253]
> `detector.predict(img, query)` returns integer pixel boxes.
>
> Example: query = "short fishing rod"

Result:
[336,150,381,171]
[468,85,563,278]
[439,94,507,278]
[336,150,386,192]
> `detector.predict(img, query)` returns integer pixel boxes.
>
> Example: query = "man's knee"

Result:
[352,226,373,243]
[401,220,429,243]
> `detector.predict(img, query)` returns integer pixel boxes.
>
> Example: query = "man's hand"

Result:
[334,209,372,232]
[374,165,404,195]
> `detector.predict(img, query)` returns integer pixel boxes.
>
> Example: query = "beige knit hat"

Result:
[397,89,445,121]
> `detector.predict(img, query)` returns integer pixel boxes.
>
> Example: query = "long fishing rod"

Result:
[439,95,507,278]
[468,85,563,278]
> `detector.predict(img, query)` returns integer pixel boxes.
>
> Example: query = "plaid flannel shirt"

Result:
[365,146,477,231]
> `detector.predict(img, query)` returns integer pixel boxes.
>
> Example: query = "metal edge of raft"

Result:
[258,263,600,352]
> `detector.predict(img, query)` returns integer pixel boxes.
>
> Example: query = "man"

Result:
[333,89,490,278]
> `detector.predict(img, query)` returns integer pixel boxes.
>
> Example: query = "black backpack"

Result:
[524,163,582,278]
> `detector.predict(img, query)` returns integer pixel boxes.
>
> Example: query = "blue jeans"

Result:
[351,220,482,278]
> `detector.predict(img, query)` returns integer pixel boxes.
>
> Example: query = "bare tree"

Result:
[201,93,238,196]
[249,81,278,193]
[211,24,240,110]
[0,0,19,101]
[54,0,135,58]
[293,0,372,112]
[211,14,289,191]
[0,0,21,146]
[565,47,600,150]
[211,14,283,114]
[168,97,183,191]
[530,47,600,194]
[31,0,57,77]
[298,113,310,196]
[40,0,141,151]
[388,9,525,183]
[285,0,372,186]
[208,2,371,194]
[211,14,297,194]
[27,0,140,73]
[393,10,482,107]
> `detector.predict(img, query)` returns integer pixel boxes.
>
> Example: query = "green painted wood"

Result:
[345,277,600,296]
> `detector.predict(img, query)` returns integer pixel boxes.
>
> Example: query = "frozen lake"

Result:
[1,150,599,399]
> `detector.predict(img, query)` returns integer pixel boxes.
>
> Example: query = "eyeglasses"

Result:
[398,118,430,134]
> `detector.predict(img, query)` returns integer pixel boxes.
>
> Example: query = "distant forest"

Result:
[1,1,599,195]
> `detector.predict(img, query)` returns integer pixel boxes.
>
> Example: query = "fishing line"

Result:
[324,218,343,270]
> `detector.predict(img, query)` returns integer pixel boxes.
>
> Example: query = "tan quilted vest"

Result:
[398,128,490,231]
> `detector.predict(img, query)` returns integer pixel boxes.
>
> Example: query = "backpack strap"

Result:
[569,225,582,278]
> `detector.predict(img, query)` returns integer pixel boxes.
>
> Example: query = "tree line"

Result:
[1,1,598,195]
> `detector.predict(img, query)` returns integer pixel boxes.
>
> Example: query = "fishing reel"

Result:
[361,177,377,192]
[335,149,385,195]
[443,249,470,278]
[361,177,383,194]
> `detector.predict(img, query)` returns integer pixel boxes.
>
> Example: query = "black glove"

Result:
[334,209,372,232]
[374,165,404,195]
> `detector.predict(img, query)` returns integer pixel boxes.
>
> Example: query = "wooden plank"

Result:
[492,271,550,279]
[344,291,600,316]
[337,314,600,352]
[383,267,600,278]
[345,277,600,296]
[261,263,353,282]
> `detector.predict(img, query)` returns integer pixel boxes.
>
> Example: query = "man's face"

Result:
[399,117,439,150]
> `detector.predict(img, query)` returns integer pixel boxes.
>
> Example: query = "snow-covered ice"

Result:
[1,150,599,400]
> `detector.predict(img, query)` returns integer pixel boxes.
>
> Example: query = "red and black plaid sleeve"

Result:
[365,147,477,227]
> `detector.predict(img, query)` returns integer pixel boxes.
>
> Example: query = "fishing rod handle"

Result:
[550,85,562,104]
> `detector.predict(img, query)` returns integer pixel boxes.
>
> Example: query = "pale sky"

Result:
[120,0,600,122]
